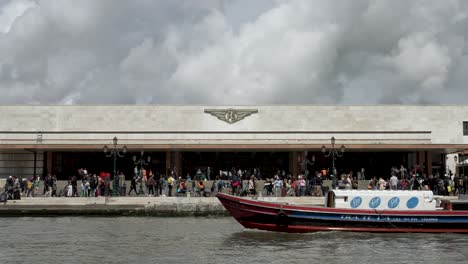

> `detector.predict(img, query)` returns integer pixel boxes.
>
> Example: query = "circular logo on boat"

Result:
[406,197,419,209]
[387,197,400,209]
[369,197,381,208]
[350,197,362,208]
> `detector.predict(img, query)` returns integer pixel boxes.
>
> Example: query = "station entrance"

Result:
[45,149,446,180]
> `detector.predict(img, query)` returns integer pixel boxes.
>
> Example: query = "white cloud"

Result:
[0,0,35,34]
[0,0,468,104]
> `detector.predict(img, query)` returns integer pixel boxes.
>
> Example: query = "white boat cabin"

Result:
[325,190,439,211]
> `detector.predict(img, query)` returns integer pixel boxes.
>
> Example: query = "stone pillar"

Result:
[426,151,432,176]
[417,151,425,167]
[298,151,305,175]
[165,151,181,177]
[290,152,298,177]
[165,151,171,176]
[174,151,181,177]
[46,151,53,175]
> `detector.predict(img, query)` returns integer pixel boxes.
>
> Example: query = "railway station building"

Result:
[0,105,467,180]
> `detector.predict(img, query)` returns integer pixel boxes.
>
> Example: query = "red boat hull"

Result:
[216,193,468,233]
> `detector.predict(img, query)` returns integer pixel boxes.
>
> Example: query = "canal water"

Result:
[1,217,467,264]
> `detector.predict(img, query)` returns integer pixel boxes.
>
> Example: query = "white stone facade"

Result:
[0,105,467,179]
[0,105,466,149]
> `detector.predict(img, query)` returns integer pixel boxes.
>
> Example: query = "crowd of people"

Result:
[365,166,468,196]
[3,164,468,199]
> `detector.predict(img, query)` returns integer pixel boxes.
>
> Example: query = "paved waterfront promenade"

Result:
[0,195,325,217]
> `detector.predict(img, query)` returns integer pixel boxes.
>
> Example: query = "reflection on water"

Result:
[1,217,467,264]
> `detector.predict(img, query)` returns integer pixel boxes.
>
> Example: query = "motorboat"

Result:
[216,190,468,233]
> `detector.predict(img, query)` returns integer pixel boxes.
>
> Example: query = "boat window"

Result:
[344,196,348,202]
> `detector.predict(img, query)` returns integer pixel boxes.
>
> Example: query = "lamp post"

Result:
[103,137,127,196]
[303,151,315,178]
[133,150,151,195]
[462,154,465,176]
[321,137,345,176]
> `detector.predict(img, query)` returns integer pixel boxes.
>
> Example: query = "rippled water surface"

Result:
[1,217,467,264]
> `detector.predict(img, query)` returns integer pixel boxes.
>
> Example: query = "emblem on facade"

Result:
[204,108,258,124]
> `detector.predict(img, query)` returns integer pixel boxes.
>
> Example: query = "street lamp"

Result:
[133,150,151,194]
[454,155,459,176]
[303,151,315,177]
[103,137,127,196]
[460,154,465,176]
[321,137,345,176]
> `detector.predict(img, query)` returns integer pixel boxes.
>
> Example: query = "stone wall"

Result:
[0,105,467,146]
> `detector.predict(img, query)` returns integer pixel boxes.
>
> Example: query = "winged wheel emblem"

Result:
[204,108,258,124]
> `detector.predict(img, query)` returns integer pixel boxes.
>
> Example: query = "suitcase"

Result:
[13,190,21,200]
[0,193,7,203]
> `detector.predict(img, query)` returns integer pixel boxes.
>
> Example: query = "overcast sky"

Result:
[0,0,468,105]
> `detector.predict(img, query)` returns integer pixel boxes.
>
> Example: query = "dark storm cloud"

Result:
[0,0,467,104]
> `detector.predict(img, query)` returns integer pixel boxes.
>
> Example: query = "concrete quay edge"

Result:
[0,196,325,217]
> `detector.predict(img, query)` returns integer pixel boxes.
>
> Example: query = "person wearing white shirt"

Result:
[390,175,399,190]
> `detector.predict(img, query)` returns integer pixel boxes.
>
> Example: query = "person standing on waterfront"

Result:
[147,174,155,197]
[90,174,97,197]
[67,180,73,197]
[411,174,421,191]
[378,177,386,190]
[160,176,167,196]
[263,178,273,195]
[51,174,58,197]
[167,173,175,197]
[33,176,40,197]
[298,175,306,196]
[71,175,78,197]
[42,174,48,195]
[273,176,283,197]
[315,175,324,196]
[463,175,468,194]
[146,169,153,195]
[153,172,160,196]
[128,176,137,195]
[26,178,33,197]
[197,180,205,196]
[248,176,256,195]
[231,173,239,196]
[390,174,399,190]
